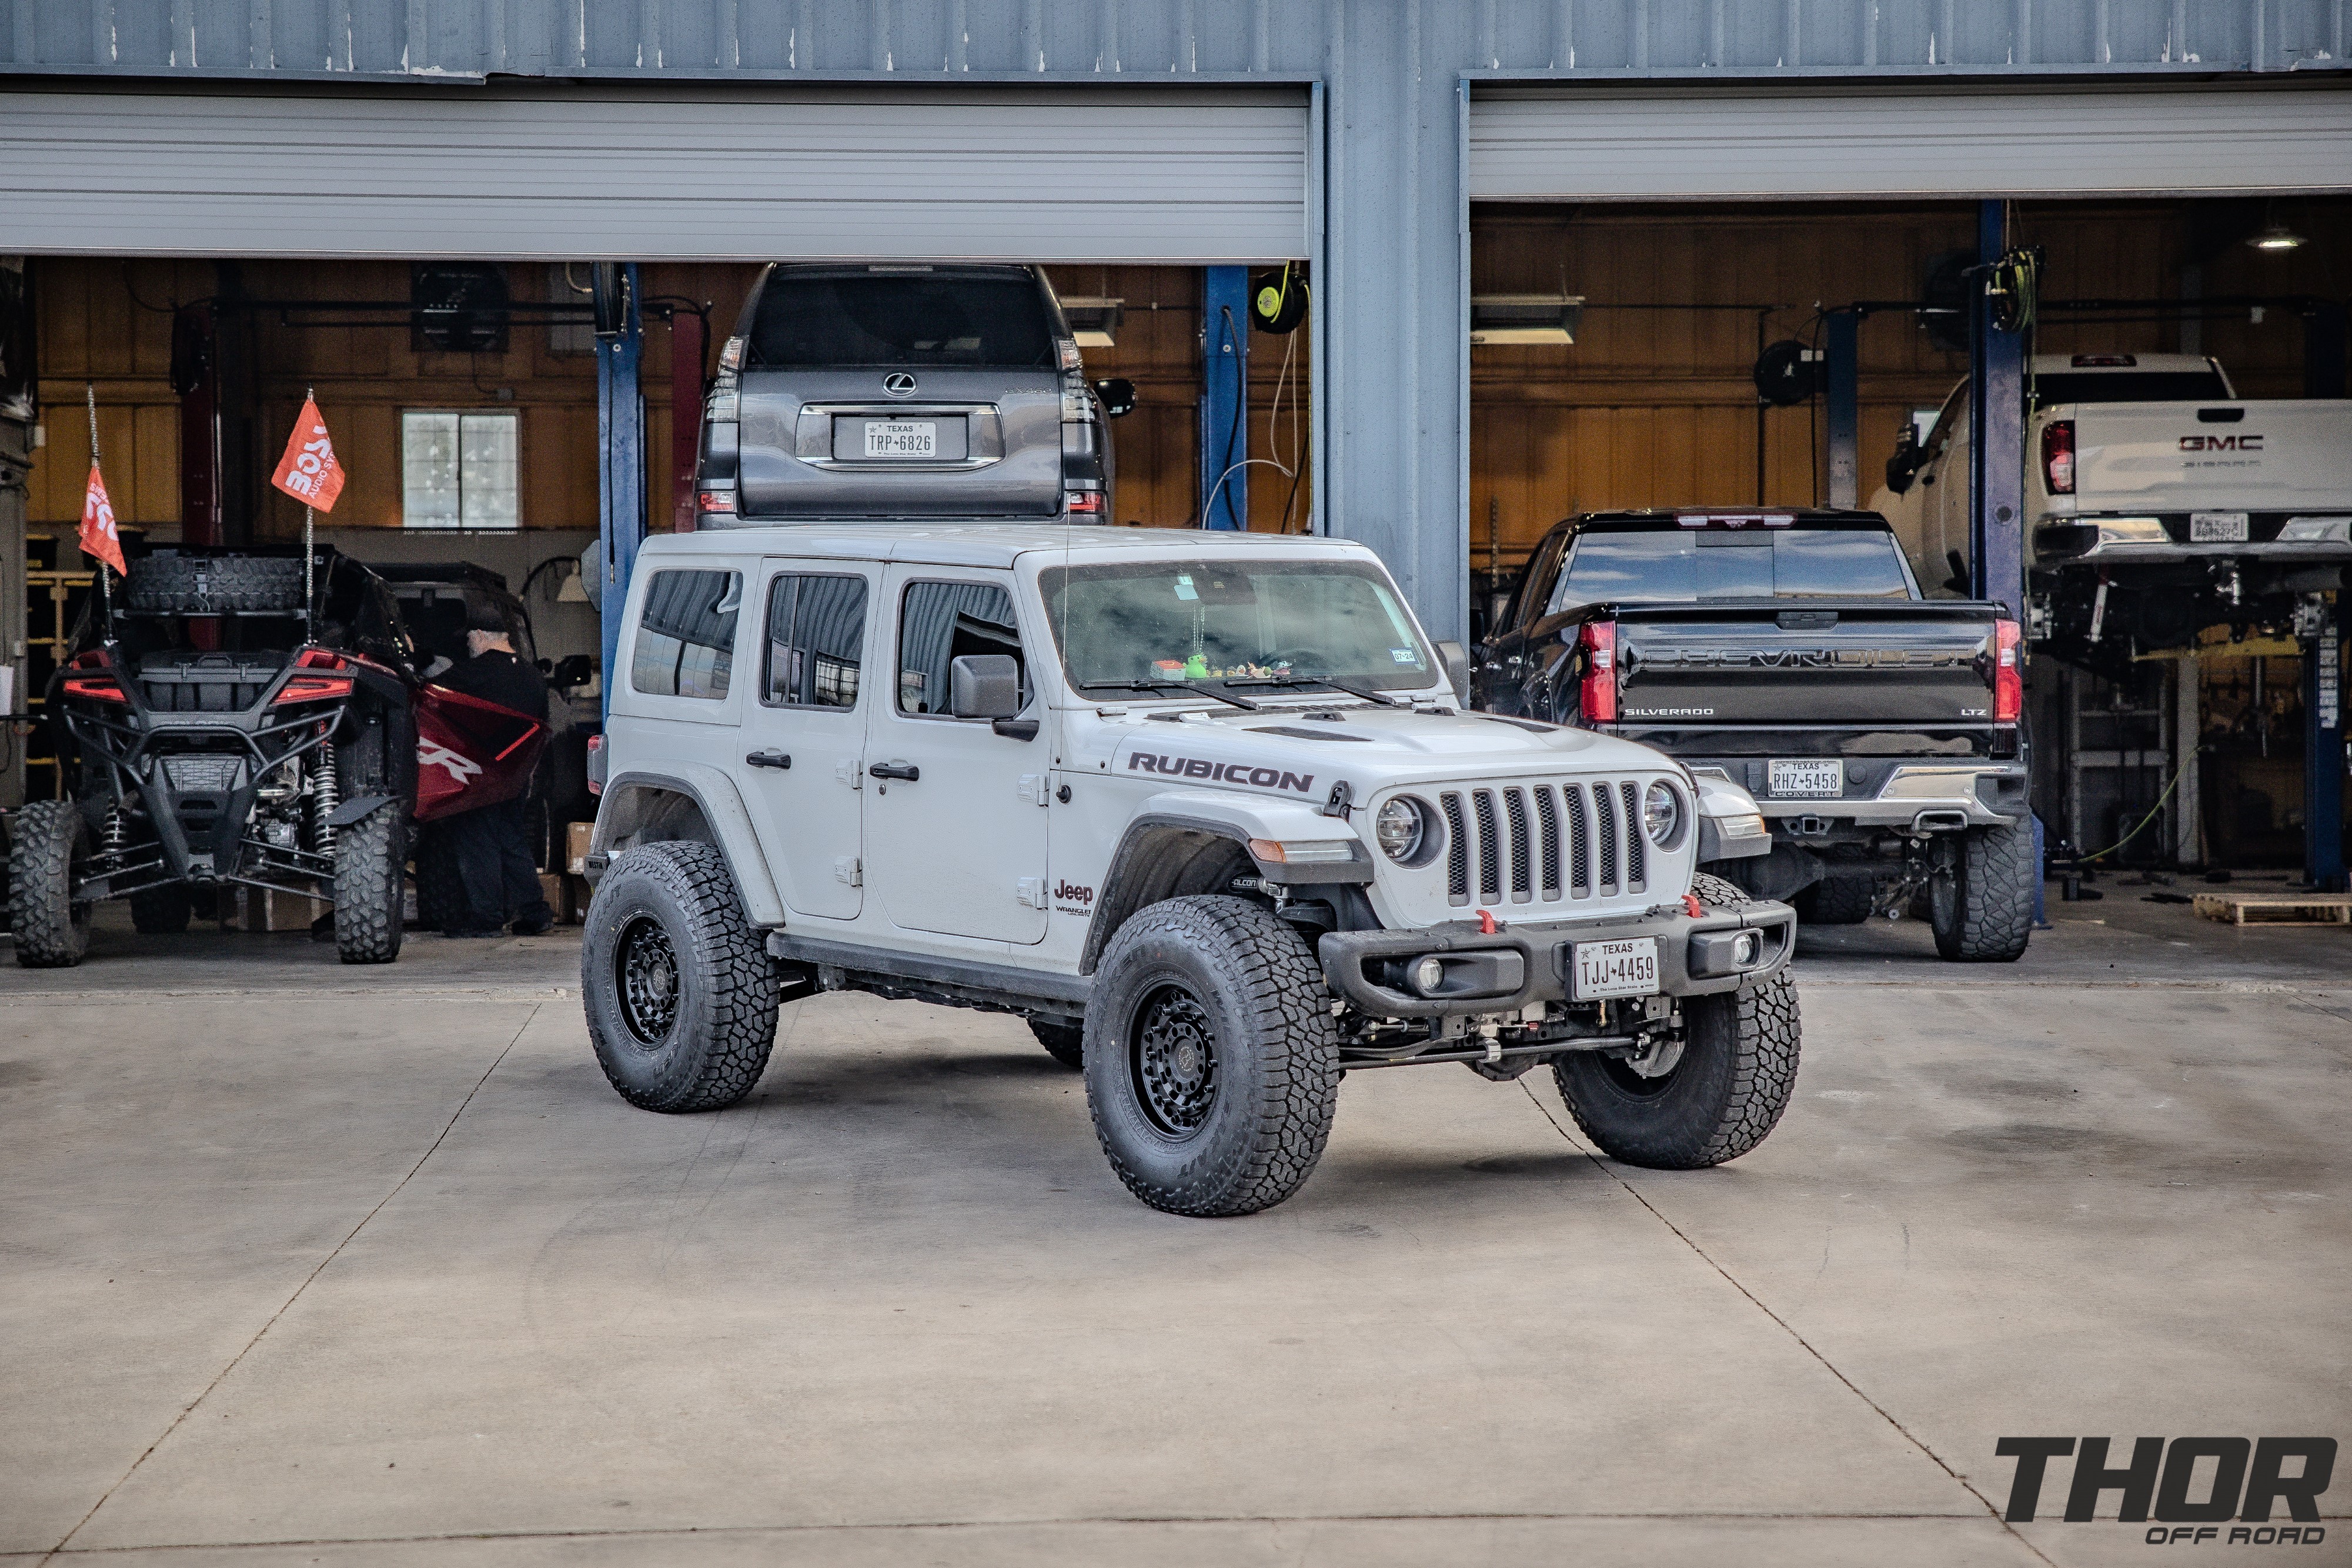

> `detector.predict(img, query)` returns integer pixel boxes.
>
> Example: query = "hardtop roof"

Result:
[637,523,1383,571]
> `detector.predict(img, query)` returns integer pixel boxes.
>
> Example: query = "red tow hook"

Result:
[1683,892,1705,918]
[1478,909,1498,935]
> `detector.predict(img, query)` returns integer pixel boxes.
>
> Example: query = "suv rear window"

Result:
[1556,528,1913,606]
[749,275,1054,370]
[2034,371,2231,404]
[633,570,741,700]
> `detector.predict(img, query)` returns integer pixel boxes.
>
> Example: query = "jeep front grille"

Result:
[1438,779,1651,908]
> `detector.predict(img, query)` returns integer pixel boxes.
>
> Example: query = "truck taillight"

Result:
[1579,620,1618,724]
[2041,419,2075,495]
[1992,618,2023,724]
[586,733,606,795]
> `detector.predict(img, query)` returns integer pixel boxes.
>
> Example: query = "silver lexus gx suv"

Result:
[693,263,1133,526]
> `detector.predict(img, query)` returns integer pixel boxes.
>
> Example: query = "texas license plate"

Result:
[1569,938,1659,1001]
[1769,758,1843,797]
[864,420,937,458]
[2190,511,2249,543]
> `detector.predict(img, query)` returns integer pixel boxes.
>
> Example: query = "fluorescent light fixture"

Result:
[1060,297,1124,349]
[1470,294,1585,346]
[2249,223,2306,253]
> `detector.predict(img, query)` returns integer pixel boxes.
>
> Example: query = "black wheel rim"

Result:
[614,914,681,1047]
[1598,1048,1682,1097]
[1131,984,1220,1138]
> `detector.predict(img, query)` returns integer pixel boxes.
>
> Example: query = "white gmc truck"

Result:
[578,523,1796,1216]
[1874,353,2352,673]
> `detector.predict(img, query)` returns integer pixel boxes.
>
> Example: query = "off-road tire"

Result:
[410,828,466,932]
[1084,895,1339,1217]
[1030,1018,1085,1069]
[1927,821,2034,963]
[1553,970,1800,1169]
[8,801,93,968]
[583,841,780,1113]
[124,553,305,614]
[1689,871,1752,911]
[333,803,406,964]
[128,882,195,934]
[1794,872,1875,925]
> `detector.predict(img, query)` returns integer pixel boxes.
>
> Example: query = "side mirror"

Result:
[1435,639,1471,706]
[1094,378,1138,419]
[1883,451,1917,496]
[949,654,1023,721]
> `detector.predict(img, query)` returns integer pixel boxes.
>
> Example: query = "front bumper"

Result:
[1317,896,1796,1019]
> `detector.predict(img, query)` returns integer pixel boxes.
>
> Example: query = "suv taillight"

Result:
[2042,419,2075,495]
[1065,490,1104,516]
[586,733,606,795]
[1578,620,1618,725]
[1992,618,2023,724]
[697,489,736,518]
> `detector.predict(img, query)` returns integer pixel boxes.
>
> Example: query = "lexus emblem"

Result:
[881,373,917,398]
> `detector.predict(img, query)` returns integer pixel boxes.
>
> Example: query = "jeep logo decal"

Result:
[2180,433,2263,451]
[1128,752,1314,794]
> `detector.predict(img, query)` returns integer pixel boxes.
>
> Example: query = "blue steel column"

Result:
[1200,266,1251,529]
[1824,310,1860,509]
[597,263,644,721]
[1969,202,2028,615]
[2306,607,2346,891]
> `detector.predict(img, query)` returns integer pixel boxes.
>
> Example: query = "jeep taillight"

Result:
[586,733,606,795]
[1992,618,2023,724]
[2042,419,2075,495]
[1579,620,1618,725]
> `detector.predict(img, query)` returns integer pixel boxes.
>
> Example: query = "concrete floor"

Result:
[3,890,2347,1567]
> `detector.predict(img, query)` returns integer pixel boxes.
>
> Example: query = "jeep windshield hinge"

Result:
[1319,780,1354,820]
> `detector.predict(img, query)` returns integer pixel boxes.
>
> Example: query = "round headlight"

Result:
[1375,797,1425,861]
[1643,781,1684,847]
[1411,957,1446,994]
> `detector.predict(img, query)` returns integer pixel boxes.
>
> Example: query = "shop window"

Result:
[402,410,519,529]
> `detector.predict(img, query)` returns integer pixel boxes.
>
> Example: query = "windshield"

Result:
[749,273,1055,370]
[1041,560,1436,695]
[1555,527,1914,607]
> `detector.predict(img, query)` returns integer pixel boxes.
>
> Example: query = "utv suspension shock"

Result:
[311,735,340,854]
[102,805,129,855]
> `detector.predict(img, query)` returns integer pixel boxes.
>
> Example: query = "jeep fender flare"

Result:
[1078,792,1369,975]
[591,765,786,927]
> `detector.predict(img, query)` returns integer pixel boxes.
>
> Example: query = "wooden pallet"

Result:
[2192,892,2352,927]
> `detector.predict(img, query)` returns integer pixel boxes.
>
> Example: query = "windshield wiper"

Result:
[1222,674,1410,708]
[1079,679,1261,711]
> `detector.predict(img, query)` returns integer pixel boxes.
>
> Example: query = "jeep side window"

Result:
[632,569,741,700]
[763,573,867,708]
[896,580,1025,716]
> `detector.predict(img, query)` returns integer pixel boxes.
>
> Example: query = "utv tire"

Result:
[1793,872,1875,925]
[333,803,407,964]
[1927,821,2034,963]
[1030,1018,1085,1069]
[1553,969,1800,1169]
[410,828,466,932]
[125,553,305,614]
[128,883,195,934]
[8,801,93,968]
[1084,895,1339,1216]
[583,841,779,1113]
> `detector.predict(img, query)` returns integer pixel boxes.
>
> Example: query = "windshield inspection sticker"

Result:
[1174,574,1198,601]
[1391,647,1418,663]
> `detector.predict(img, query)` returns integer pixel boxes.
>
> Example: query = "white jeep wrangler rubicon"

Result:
[581,523,1798,1216]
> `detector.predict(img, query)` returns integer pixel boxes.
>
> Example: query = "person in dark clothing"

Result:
[435,602,556,938]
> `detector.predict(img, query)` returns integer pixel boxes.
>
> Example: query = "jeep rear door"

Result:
[737,561,879,921]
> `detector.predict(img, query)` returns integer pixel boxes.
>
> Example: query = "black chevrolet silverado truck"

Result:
[1471,509,2034,962]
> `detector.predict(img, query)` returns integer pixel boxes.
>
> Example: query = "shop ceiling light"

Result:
[2249,223,2306,253]
[1060,297,1124,349]
[1469,294,1584,346]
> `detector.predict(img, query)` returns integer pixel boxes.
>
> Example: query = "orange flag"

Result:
[270,396,346,511]
[79,463,127,576]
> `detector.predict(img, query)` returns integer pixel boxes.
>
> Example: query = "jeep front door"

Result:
[739,564,876,920]
[863,570,1050,944]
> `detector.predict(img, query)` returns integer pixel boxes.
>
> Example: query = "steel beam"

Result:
[1200,266,1251,530]
[2306,607,2346,892]
[1824,310,1859,509]
[597,263,644,722]
[1968,201,2028,618]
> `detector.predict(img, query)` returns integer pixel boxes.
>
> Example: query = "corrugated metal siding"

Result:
[1471,82,2352,200]
[0,83,1309,262]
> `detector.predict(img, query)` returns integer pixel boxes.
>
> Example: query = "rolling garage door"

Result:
[1470,82,2352,202]
[0,82,1309,263]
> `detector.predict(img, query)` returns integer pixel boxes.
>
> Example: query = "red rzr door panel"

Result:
[412,684,546,822]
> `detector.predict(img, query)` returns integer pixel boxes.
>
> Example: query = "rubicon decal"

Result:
[1128,753,1315,794]
[1995,1436,2334,1544]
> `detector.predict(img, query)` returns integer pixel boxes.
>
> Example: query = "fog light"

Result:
[1733,931,1762,968]
[1412,957,1446,994]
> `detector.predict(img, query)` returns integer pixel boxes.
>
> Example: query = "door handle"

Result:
[746,750,791,770]
[869,761,920,782]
